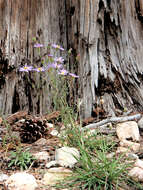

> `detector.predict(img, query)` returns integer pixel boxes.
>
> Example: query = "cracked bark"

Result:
[0,0,67,115]
[66,0,143,118]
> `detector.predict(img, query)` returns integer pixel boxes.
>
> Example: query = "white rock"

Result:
[138,117,143,129]
[46,160,58,168]
[120,140,140,152]
[43,167,72,185]
[55,147,80,168]
[48,167,73,173]
[5,172,38,190]
[50,129,59,136]
[129,167,143,182]
[32,151,51,161]
[46,123,54,128]
[134,159,143,169]
[0,174,9,182]
[116,121,140,141]
[46,147,80,168]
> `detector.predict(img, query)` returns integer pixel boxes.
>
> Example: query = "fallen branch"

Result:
[81,113,142,131]
[6,111,28,124]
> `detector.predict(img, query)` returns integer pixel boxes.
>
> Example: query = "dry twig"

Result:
[81,113,142,131]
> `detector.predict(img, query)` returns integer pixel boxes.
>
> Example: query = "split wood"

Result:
[81,113,142,131]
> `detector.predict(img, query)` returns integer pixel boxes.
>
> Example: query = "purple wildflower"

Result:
[47,63,57,69]
[34,43,44,48]
[33,67,45,72]
[69,73,79,78]
[54,57,64,63]
[58,69,68,76]
[56,64,63,69]
[46,63,63,70]
[48,54,53,57]
[51,44,64,51]
[53,63,63,69]
[19,65,33,72]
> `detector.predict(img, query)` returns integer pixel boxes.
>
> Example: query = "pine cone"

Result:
[20,118,50,143]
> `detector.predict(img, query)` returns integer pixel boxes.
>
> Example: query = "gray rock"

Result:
[127,153,139,160]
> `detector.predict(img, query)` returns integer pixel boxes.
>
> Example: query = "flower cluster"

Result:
[19,43,79,78]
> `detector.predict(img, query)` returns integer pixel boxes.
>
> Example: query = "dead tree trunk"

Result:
[0,0,143,119]
[0,0,67,115]
[66,0,143,118]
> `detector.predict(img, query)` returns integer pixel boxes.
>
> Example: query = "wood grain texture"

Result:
[0,0,66,115]
[66,0,143,117]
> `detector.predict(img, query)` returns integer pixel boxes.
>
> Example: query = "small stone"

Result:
[5,172,38,190]
[0,174,9,182]
[134,159,143,169]
[50,129,59,136]
[48,167,73,173]
[32,151,51,161]
[46,160,58,168]
[46,123,54,128]
[120,140,140,152]
[55,147,80,168]
[127,153,139,160]
[43,167,72,185]
[116,121,140,141]
[129,167,143,182]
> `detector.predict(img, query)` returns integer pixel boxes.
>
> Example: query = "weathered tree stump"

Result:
[0,0,143,119]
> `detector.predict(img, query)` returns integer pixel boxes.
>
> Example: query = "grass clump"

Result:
[56,125,132,190]
[2,120,20,149]
[8,147,36,170]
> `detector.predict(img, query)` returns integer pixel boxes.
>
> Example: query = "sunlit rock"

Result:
[32,151,51,161]
[134,159,143,169]
[55,147,80,168]
[120,140,140,152]
[4,172,38,190]
[46,146,80,168]
[0,174,8,182]
[129,167,143,182]
[116,121,140,141]
[43,167,72,185]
